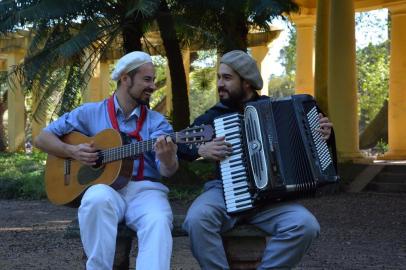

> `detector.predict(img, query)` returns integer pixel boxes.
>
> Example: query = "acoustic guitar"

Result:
[44,125,213,207]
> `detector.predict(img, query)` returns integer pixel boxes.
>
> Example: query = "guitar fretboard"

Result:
[100,133,176,164]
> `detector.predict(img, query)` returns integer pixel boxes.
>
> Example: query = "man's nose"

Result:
[151,81,157,91]
[217,78,224,87]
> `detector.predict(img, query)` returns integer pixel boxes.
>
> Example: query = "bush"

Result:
[0,151,46,199]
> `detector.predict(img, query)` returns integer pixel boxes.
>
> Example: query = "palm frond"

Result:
[124,0,161,18]
[248,0,299,27]
[0,0,114,33]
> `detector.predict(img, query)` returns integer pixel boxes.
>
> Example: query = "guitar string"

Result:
[99,127,206,164]
[101,132,176,164]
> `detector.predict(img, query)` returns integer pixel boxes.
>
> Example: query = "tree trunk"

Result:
[359,100,388,149]
[156,0,190,130]
[219,2,248,53]
[122,25,143,53]
[121,9,144,53]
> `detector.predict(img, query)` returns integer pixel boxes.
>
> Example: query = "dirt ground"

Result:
[0,191,405,270]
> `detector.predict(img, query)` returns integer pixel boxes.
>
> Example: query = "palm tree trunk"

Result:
[156,0,190,130]
[121,11,144,53]
[219,2,248,53]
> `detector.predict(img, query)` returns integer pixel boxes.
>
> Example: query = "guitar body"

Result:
[45,129,133,207]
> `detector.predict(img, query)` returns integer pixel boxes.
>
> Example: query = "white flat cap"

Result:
[111,51,152,81]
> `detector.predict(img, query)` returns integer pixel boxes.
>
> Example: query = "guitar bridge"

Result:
[64,159,71,186]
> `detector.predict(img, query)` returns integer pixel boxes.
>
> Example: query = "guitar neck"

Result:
[100,135,174,164]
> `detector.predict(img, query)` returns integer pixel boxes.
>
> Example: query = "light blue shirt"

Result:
[44,95,174,180]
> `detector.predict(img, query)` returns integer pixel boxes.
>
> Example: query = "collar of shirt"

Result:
[113,94,141,120]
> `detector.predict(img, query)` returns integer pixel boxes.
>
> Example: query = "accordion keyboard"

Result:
[306,106,333,171]
[214,113,253,213]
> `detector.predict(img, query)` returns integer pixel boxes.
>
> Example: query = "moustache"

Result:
[218,87,229,94]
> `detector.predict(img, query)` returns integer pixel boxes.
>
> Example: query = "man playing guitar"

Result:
[35,51,178,270]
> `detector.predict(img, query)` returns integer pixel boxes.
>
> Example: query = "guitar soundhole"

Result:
[77,165,105,185]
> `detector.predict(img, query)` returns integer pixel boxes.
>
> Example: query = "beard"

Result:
[127,81,151,106]
[219,86,245,110]
[135,97,149,106]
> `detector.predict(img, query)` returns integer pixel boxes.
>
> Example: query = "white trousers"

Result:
[78,181,173,270]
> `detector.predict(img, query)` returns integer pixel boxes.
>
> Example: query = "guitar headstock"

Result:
[175,125,213,145]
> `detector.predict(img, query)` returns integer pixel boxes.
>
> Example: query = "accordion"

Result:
[214,94,339,214]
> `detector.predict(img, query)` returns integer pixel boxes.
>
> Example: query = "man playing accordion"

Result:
[177,50,333,270]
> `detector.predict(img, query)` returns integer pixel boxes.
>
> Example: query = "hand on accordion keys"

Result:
[197,136,233,161]
[317,113,333,140]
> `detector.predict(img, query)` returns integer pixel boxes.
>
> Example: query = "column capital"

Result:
[289,9,316,27]
[387,2,406,14]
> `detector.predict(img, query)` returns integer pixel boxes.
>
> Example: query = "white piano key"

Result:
[227,204,253,213]
[221,170,247,179]
[220,165,245,174]
[225,193,251,203]
[223,183,248,192]
[226,200,253,210]
[224,188,249,197]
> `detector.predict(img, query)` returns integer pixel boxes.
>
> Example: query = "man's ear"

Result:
[119,74,131,86]
[242,80,252,91]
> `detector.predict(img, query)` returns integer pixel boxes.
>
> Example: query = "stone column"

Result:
[7,52,25,152]
[84,61,111,102]
[0,58,6,71]
[292,13,316,96]
[314,0,330,113]
[31,97,45,141]
[100,61,111,99]
[381,4,406,160]
[328,0,362,161]
[251,45,270,96]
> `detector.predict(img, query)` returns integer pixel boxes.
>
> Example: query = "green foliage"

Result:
[0,0,160,123]
[278,25,297,75]
[0,152,47,199]
[269,24,296,97]
[268,74,295,98]
[149,56,168,109]
[375,138,388,154]
[356,41,389,130]
[189,66,217,122]
[168,186,202,201]
[172,0,299,52]
[166,159,216,201]
[0,151,211,201]
[187,160,217,181]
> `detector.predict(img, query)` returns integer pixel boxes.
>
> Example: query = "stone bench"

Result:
[65,214,268,270]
